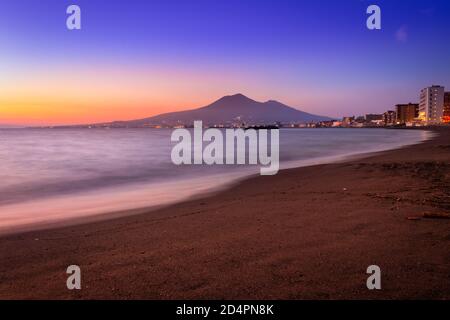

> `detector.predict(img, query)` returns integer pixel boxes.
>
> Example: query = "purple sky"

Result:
[1,0,449,125]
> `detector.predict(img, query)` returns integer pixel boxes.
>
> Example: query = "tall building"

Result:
[444,92,450,124]
[395,103,418,124]
[383,110,396,126]
[418,85,445,124]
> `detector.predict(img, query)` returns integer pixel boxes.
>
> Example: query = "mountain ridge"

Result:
[84,94,332,127]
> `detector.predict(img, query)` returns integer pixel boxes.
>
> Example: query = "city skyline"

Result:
[1,0,450,125]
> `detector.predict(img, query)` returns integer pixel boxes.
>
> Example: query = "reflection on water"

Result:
[0,128,429,232]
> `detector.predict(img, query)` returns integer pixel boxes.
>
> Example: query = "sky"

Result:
[1,0,449,125]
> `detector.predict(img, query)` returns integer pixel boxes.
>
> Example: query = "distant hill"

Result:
[0,124,24,128]
[84,94,332,127]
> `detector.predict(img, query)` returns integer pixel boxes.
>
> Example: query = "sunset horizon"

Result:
[2,0,450,126]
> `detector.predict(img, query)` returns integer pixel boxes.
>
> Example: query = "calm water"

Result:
[0,128,430,232]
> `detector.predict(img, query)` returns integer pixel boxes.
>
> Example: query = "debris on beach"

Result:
[422,212,450,219]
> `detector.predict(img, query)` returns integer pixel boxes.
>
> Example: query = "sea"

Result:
[0,128,430,233]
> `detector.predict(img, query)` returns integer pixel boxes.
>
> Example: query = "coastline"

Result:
[0,127,449,299]
[0,128,432,236]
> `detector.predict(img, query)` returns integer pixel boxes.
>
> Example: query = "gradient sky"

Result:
[1,0,450,125]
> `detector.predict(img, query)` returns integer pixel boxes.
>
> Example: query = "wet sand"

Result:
[0,127,449,299]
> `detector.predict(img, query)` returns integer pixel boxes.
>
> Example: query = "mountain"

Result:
[0,124,24,128]
[93,94,332,127]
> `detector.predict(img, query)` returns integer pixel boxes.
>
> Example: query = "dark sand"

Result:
[0,128,449,299]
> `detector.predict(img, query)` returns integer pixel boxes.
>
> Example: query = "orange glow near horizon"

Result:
[0,62,359,126]
[0,64,264,126]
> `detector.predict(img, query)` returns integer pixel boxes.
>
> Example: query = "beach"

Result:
[0,127,449,299]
